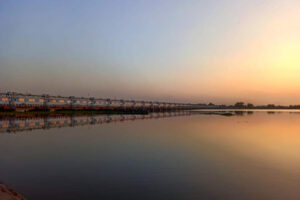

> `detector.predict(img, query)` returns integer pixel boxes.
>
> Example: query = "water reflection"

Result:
[2,110,300,134]
[0,111,193,134]
[1,111,300,200]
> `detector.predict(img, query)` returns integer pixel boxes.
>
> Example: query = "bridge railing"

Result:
[0,92,198,111]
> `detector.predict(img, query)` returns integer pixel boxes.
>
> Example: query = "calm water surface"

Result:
[1,111,300,200]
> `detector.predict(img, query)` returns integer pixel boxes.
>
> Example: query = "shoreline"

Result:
[0,183,26,200]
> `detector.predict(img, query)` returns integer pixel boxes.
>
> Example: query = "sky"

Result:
[0,0,299,105]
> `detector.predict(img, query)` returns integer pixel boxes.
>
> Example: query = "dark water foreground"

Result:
[1,111,300,200]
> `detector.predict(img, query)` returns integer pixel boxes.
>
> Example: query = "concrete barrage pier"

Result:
[0,92,199,112]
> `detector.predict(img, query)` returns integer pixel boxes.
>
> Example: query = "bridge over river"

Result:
[0,92,203,112]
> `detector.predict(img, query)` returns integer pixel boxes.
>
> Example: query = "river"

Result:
[0,111,300,199]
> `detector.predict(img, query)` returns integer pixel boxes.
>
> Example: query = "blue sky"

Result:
[1,0,299,104]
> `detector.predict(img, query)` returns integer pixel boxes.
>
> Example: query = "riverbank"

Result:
[192,109,300,117]
[0,183,26,200]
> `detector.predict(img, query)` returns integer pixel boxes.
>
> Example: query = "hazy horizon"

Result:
[1,0,299,105]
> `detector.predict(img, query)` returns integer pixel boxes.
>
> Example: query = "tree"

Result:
[247,103,254,108]
[234,102,244,108]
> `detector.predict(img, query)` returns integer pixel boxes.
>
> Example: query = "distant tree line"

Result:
[196,102,300,109]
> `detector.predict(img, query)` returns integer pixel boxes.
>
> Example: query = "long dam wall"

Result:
[0,92,199,112]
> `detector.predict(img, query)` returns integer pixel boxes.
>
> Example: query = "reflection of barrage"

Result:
[0,112,192,134]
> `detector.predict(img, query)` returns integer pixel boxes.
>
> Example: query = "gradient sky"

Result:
[0,0,299,104]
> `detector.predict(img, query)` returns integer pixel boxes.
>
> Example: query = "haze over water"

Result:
[1,111,300,199]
